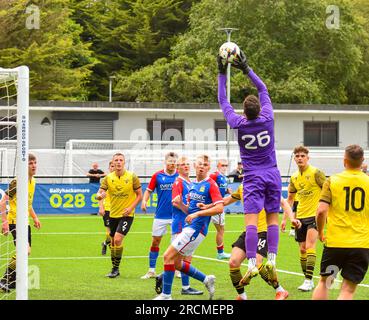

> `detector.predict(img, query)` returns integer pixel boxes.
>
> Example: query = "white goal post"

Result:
[0,66,29,300]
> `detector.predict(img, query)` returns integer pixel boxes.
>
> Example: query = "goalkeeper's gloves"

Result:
[217,55,228,75]
[233,50,250,74]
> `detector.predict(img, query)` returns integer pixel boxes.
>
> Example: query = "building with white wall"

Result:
[22,101,369,150]
[1,101,369,177]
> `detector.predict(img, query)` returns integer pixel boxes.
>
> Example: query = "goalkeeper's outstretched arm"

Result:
[217,74,244,128]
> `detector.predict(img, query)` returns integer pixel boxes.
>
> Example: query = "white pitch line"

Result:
[31,230,244,235]
[0,255,148,261]
[193,255,369,289]
[0,253,368,289]
[38,214,246,220]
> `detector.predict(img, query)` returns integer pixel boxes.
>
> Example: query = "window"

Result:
[147,119,184,141]
[304,121,338,147]
[214,120,227,141]
[214,119,236,141]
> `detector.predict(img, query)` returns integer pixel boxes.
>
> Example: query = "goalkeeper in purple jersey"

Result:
[217,50,281,285]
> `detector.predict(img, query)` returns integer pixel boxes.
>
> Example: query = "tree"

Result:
[71,0,196,100]
[116,0,369,104]
[0,0,95,100]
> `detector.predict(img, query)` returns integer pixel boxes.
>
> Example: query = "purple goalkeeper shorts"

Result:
[242,167,282,214]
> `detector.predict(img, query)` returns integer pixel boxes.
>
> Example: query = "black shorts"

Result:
[320,246,369,284]
[109,217,134,237]
[9,224,31,247]
[232,231,268,258]
[102,211,110,228]
[295,216,317,243]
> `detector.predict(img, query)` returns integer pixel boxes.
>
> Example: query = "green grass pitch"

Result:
[1,214,369,300]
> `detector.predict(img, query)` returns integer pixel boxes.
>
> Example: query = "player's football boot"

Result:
[0,280,10,293]
[298,279,314,292]
[101,242,107,255]
[181,287,204,295]
[175,270,181,278]
[204,275,216,300]
[141,270,157,279]
[155,275,163,294]
[216,252,231,260]
[106,268,120,278]
[236,294,247,300]
[153,293,172,300]
[239,266,259,286]
[264,260,278,285]
[275,290,289,300]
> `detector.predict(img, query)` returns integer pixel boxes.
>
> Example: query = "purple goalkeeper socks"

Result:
[245,225,258,259]
[267,224,279,254]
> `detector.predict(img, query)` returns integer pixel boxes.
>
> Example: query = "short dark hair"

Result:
[293,145,309,155]
[243,95,261,120]
[165,152,178,160]
[29,153,36,161]
[345,144,364,168]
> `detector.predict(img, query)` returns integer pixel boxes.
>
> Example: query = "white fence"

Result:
[0,139,367,183]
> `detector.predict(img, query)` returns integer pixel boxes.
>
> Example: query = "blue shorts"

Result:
[242,167,281,214]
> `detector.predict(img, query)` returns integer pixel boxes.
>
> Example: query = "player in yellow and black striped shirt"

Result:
[98,160,115,255]
[96,153,142,278]
[313,145,369,300]
[0,153,41,293]
[287,145,326,292]
[224,184,300,300]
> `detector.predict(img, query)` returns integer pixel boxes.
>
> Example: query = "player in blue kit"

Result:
[155,156,203,296]
[217,50,281,285]
[141,152,179,279]
[154,154,224,300]
[210,159,232,259]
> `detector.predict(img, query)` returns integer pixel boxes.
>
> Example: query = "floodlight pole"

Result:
[109,76,116,102]
[218,28,238,167]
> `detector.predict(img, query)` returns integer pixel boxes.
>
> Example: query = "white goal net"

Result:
[0,66,29,300]
[64,140,367,181]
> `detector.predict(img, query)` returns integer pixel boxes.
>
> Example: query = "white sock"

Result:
[203,276,208,284]
[248,258,257,269]
[238,292,247,300]
[276,285,284,293]
[182,285,190,290]
[149,268,155,273]
[267,253,276,265]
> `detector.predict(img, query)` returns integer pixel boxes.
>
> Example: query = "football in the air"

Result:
[218,41,241,64]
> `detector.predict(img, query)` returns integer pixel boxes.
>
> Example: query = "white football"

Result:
[218,41,241,64]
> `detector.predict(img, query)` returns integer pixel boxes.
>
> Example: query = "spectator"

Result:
[228,161,244,183]
[87,162,106,184]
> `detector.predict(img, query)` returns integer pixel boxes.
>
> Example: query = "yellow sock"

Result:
[300,252,307,277]
[306,248,316,280]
